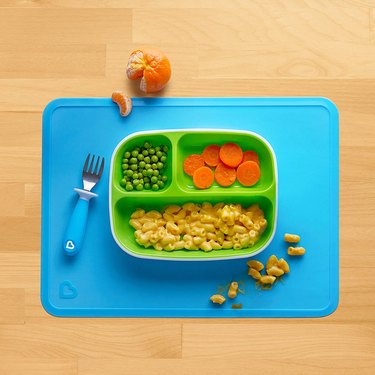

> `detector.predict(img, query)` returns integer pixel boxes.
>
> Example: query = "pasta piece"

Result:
[278,258,290,273]
[228,281,239,298]
[222,240,233,249]
[266,266,284,277]
[209,240,222,250]
[248,268,261,280]
[200,241,213,252]
[266,255,278,270]
[146,210,162,219]
[284,233,300,243]
[166,222,181,235]
[164,205,181,214]
[210,294,226,305]
[142,222,157,232]
[260,275,276,285]
[288,246,305,256]
[131,209,145,219]
[129,219,142,230]
[247,260,264,271]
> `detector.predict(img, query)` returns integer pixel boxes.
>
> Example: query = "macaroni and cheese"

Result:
[129,202,267,252]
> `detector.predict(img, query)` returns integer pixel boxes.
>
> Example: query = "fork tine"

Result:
[94,156,100,174]
[88,154,95,173]
[83,154,90,173]
[98,157,105,178]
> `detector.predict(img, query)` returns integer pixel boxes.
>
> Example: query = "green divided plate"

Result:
[109,129,277,260]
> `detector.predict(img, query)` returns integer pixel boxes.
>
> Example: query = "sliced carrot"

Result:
[242,150,259,165]
[183,154,205,177]
[202,144,220,167]
[214,162,236,187]
[236,161,261,187]
[219,142,243,168]
[193,166,214,189]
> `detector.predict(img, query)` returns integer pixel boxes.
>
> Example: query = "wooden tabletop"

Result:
[1,1,374,374]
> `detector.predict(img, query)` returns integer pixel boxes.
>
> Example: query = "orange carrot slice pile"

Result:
[242,150,259,165]
[214,162,237,187]
[236,161,260,187]
[193,166,214,189]
[202,144,220,167]
[183,154,205,176]
[219,142,243,168]
[184,143,260,189]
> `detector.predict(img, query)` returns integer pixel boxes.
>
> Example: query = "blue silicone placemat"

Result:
[41,97,339,317]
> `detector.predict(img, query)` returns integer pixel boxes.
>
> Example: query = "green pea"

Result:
[155,151,161,158]
[139,161,146,169]
[149,148,155,155]
[122,158,129,164]
[137,154,144,161]
[124,151,131,159]
[162,145,168,152]
[135,147,141,152]
[152,184,159,191]
[131,150,138,157]
[144,183,151,190]
[144,177,150,183]
[129,157,137,164]
[151,176,158,184]
[155,146,161,152]
[152,163,157,170]
[144,141,151,149]
[142,149,149,156]
[147,168,153,176]
[160,156,167,163]
[157,181,165,188]
[136,184,143,191]
[125,183,133,191]
[157,162,163,169]
[120,179,127,187]
[151,155,158,163]
[126,170,133,177]
[133,179,139,185]
[145,163,151,169]
[162,175,168,182]
[144,157,151,164]
[153,169,159,176]
[139,178,144,184]
[130,164,138,171]
[122,163,129,170]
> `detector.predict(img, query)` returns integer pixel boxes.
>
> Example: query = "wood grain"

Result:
[0,1,375,374]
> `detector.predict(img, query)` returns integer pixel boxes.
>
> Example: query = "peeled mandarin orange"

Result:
[126,47,171,93]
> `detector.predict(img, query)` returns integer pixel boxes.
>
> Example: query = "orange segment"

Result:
[112,91,132,117]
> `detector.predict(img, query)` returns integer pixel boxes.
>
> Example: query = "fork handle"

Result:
[63,188,98,256]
